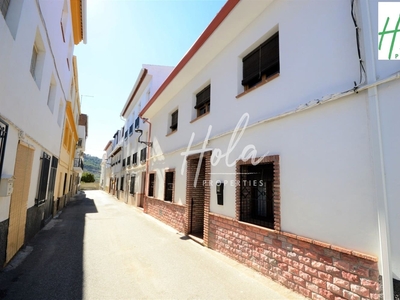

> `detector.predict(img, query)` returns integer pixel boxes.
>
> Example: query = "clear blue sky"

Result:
[74,0,226,158]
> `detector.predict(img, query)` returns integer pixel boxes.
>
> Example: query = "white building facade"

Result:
[104,65,173,207]
[138,1,400,299]
[0,0,86,267]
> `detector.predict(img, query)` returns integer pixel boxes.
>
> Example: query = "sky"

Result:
[74,0,227,159]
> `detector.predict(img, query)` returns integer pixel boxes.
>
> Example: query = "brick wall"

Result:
[144,197,186,233]
[208,213,381,300]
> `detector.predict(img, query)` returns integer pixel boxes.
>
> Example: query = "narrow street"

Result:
[0,190,304,300]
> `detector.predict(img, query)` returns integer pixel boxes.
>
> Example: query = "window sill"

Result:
[190,111,210,123]
[166,129,177,137]
[236,73,279,99]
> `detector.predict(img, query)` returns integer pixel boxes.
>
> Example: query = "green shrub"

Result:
[81,172,95,183]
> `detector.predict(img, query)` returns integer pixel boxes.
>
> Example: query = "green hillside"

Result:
[83,154,102,182]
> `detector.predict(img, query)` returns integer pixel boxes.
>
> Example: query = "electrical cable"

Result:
[351,0,366,89]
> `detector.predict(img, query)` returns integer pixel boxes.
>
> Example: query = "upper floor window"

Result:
[30,45,38,79]
[195,85,210,117]
[129,124,133,136]
[170,110,178,132]
[0,0,11,18]
[132,152,138,165]
[135,117,140,129]
[140,147,147,163]
[242,32,279,90]
[127,155,131,166]
[124,130,128,140]
[122,158,126,167]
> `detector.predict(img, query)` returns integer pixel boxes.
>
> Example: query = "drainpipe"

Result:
[359,1,393,298]
[141,118,152,208]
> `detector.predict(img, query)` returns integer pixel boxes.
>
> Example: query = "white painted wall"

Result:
[142,0,398,266]
[0,0,78,221]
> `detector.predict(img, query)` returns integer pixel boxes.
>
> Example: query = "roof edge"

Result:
[121,68,148,117]
[140,0,240,118]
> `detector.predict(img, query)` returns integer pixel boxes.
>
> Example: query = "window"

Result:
[164,171,174,202]
[195,85,210,117]
[0,118,8,177]
[30,45,38,79]
[148,173,155,197]
[242,32,279,90]
[47,77,56,113]
[60,0,68,42]
[140,147,146,163]
[0,0,10,18]
[132,152,137,165]
[57,100,64,127]
[127,155,131,166]
[170,110,178,132]
[122,158,126,167]
[135,117,140,129]
[129,124,133,136]
[31,30,46,86]
[124,130,128,140]
[120,176,124,191]
[36,152,51,206]
[130,175,135,194]
[236,155,280,230]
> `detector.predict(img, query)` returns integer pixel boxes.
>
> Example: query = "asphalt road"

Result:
[0,190,305,300]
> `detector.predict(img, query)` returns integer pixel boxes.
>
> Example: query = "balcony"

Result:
[73,158,84,173]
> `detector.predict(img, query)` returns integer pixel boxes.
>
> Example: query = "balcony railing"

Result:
[74,158,84,172]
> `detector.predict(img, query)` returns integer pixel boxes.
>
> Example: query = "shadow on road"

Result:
[0,194,97,300]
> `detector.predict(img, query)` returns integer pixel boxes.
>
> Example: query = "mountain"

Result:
[83,153,102,181]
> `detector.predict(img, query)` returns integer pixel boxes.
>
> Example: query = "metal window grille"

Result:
[36,152,51,206]
[129,175,135,194]
[239,163,274,229]
[0,118,8,176]
[242,32,279,88]
[0,0,11,18]
[148,173,155,197]
[170,110,178,131]
[164,171,174,201]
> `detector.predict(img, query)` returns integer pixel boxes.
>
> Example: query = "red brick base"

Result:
[208,213,381,300]
[144,197,186,233]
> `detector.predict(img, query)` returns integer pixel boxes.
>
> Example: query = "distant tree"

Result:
[81,172,95,183]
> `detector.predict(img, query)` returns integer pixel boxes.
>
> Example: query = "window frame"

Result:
[132,152,138,166]
[242,32,279,91]
[235,155,280,231]
[195,85,211,118]
[169,110,178,132]
[36,151,51,206]
[130,175,135,194]
[140,147,147,164]
[164,169,175,202]
[148,172,155,197]
[120,176,124,191]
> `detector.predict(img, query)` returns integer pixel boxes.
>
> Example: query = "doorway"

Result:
[6,142,34,263]
[186,153,210,241]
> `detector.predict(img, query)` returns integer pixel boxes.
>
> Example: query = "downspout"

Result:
[141,118,152,209]
[359,1,393,298]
